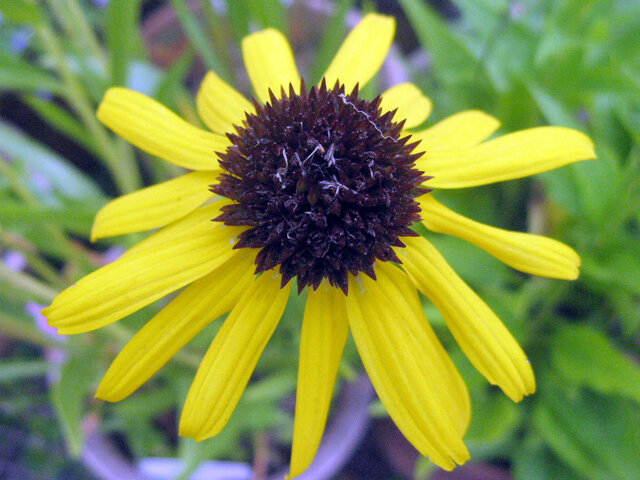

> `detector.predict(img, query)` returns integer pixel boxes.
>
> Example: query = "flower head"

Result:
[43,13,595,477]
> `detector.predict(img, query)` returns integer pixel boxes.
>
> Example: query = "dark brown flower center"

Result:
[211,79,428,293]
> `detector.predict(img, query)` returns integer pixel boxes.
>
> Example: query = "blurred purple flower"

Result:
[2,250,27,271]
[26,301,67,342]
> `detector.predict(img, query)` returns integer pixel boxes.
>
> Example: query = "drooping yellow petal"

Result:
[379,83,432,129]
[43,204,238,334]
[97,88,229,170]
[179,273,291,440]
[323,14,395,92]
[196,71,255,134]
[378,262,471,436]
[289,282,349,479]
[242,29,300,103]
[96,252,256,402]
[91,171,219,241]
[419,195,580,279]
[399,236,536,402]
[412,110,500,153]
[417,127,596,189]
[345,264,470,470]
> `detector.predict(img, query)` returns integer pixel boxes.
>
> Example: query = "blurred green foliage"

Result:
[1,0,639,479]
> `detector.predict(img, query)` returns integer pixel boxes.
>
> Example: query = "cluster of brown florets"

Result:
[212,79,428,293]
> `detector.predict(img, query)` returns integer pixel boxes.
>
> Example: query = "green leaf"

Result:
[513,434,584,480]
[105,0,143,86]
[0,52,65,94]
[0,360,49,383]
[24,95,101,156]
[248,0,286,31]
[533,387,640,480]
[0,0,46,25]
[465,392,521,455]
[0,121,104,202]
[0,200,99,236]
[310,0,355,83]
[582,233,640,294]
[552,324,640,403]
[225,0,250,42]
[169,0,227,78]
[0,311,66,348]
[51,349,98,457]
[397,0,482,84]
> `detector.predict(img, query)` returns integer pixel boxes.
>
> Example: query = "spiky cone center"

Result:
[212,79,429,293]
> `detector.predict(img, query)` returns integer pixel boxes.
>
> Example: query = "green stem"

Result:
[36,22,140,194]
[46,0,108,68]
[0,263,58,302]
[0,230,63,288]
[201,0,233,82]
[0,155,91,271]
[0,312,67,349]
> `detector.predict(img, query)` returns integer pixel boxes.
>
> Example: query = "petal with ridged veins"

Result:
[196,71,255,134]
[345,263,470,470]
[91,171,219,240]
[97,87,228,170]
[289,282,349,478]
[398,235,536,402]
[96,251,256,402]
[380,83,432,129]
[419,195,581,279]
[323,14,395,93]
[417,127,596,189]
[43,204,238,334]
[242,29,300,103]
[412,110,500,153]
[179,273,291,440]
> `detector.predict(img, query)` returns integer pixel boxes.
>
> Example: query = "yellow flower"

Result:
[43,13,595,477]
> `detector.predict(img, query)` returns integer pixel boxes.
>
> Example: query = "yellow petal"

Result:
[196,71,255,134]
[242,29,300,103]
[379,83,432,129]
[379,262,471,435]
[43,204,238,334]
[289,282,349,478]
[179,273,290,440]
[122,200,234,258]
[345,264,469,470]
[418,127,596,189]
[419,195,580,279]
[398,236,536,402]
[91,171,219,241]
[323,14,395,92]
[97,87,228,170]
[96,252,256,402]
[412,110,500,153]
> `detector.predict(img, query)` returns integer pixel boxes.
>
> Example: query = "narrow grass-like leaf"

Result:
[397,0,480,83]
[0,201,99,236]
[0,52,65,94]
[0,0,46,24]
[169,0,228,79]
[311,0,355,83]
[24,95,101,156]
[0,122,103,201]
[226,0,250,42]
[0,360,49,383]
[248,0,287,31]
[106,0,143,86]
[51,351,97,457]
